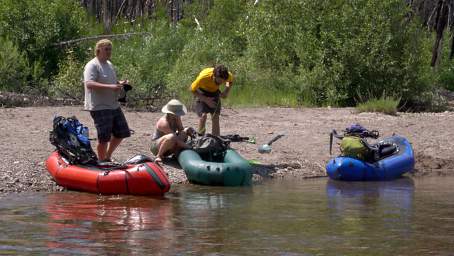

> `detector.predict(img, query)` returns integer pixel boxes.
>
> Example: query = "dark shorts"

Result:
[90,108,131,143]
[195,89,221,117]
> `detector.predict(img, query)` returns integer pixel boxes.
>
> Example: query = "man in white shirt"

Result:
[83,39,131,162]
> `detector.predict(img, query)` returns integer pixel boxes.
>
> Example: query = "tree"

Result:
[410,0,454,67]
[79,0,194,32]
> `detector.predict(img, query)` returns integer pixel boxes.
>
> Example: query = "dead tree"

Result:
[80,0,193,31]
[410,0,454,68]
[80,0,154,32]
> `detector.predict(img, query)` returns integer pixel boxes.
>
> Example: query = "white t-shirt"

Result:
[83,57,120,111]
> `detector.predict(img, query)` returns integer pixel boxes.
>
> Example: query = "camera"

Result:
[118,83,132,103]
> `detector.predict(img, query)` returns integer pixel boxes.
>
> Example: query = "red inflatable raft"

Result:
[46,151,170,195]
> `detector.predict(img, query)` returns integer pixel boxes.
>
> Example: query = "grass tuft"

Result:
[356,97,400,115]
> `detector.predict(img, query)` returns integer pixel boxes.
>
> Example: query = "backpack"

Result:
[340,136,369,160]
[49,116,98,165]
[186,134,230,159]
[330,124,379,161]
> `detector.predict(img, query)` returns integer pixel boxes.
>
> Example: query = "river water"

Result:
[0,177,453,255]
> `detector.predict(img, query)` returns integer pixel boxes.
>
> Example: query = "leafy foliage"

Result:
[0,37,29,92]
[242,0,433,106]
[51,50,84,101]
[0,0,87,91]
[0,0,448,111]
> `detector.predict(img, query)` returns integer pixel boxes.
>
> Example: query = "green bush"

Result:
[437,59,454,91]
[0,0,87,88]
[0,0,443,111]
[240,0,434,107]
[51,50,84,101]
[110,20,190,107]
[0,37,29,92]
[242,1,302,72]
[166,0,248,103]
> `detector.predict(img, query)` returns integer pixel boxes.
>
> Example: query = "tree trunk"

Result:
[79,0,212,29]
[431,0,449,67]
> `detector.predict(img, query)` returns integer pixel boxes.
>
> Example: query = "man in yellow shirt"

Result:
[190,64,233,136]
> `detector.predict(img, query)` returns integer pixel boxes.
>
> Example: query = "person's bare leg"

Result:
[156,134,177,162]
[198,113,208,135]
[97,142,109,161]
[105,136,123,160]
[212,113,220,136]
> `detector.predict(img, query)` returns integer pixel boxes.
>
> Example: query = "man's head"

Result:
[95,39,113,60]
[213,64,229,84]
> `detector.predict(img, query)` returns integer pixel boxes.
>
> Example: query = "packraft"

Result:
[326,124,414,181]
[326,135,414,181]
[49,116,97,165]
[178,148,252,186]
[179,133,252,186]
[47,116,171,195]
[46,151,170,195]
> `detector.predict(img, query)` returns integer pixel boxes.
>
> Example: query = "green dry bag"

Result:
[340,136,368,160]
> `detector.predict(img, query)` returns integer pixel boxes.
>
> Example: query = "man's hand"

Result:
[184,127,196,138]
[119,80,129,85]
[111,83,123,91]
[193,89,216,107]
[220,82,232,99]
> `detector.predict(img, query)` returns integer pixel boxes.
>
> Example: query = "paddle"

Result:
[330,129,343,155]
[258,134,285,154]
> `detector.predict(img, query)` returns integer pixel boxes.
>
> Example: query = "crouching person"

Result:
[150,99,195,163]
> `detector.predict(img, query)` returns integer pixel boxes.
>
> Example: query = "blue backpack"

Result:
[50,116,98,165]
[345,124,379,138]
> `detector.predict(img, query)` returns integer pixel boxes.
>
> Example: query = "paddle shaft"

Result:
[266,134,285,146]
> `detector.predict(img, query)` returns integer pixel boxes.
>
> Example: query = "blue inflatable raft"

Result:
[326,135,415,181]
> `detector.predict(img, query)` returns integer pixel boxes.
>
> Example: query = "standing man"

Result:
[83,39,131,162]
[190,64,234,136]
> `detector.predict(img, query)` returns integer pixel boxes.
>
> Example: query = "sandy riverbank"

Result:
[1,106,453,193]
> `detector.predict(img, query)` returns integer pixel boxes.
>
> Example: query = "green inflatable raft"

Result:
[177,149,252,186]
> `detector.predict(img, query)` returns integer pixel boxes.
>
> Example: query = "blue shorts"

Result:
[90,108,131,143]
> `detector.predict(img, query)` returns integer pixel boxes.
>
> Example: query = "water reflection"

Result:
[169,185,256,254]
[45,193,175,255]
[326,177,414,210]
[326,178,415,245]
[44,186,255,255]
[2,178,454,255]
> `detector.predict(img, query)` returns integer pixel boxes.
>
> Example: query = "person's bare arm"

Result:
[176,117,185,133]
[220,82,232,98]
[156,117,176,134]
[85,80,122,90]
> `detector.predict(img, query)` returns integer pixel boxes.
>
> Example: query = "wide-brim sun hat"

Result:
[162,99,187,116]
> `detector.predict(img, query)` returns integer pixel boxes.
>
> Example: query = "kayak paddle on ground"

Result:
[258,134,285,154]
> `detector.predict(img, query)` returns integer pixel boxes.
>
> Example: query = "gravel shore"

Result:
[1,106,453,193]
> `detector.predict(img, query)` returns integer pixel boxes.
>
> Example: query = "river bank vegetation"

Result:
[1,0,454,111]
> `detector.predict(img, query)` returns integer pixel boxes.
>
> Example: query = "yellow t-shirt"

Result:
[190,68,234,93]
